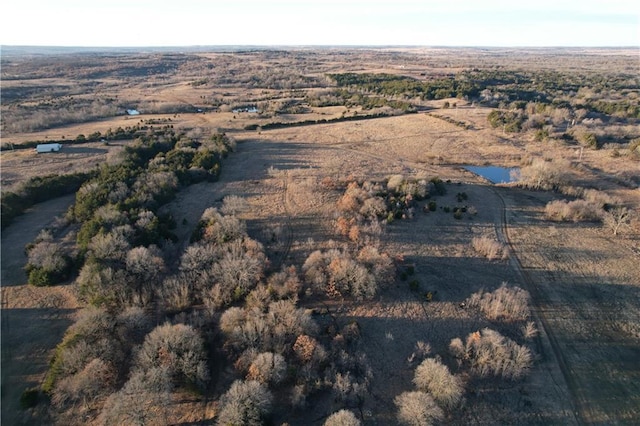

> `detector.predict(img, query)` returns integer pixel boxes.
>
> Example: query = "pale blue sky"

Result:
[2,0,639,46]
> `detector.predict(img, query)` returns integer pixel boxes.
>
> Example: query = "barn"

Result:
[36,143,63,153]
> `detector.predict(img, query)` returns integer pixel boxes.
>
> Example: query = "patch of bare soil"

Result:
[1,195,79,425]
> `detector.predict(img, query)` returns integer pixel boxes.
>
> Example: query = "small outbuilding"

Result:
[36,143,63,153]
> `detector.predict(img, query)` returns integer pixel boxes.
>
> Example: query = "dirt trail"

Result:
[496,187,640,424]
[1,195,79,425]
[491,187,583,424]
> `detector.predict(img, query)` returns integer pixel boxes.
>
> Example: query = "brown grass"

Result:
[3,48,640,426]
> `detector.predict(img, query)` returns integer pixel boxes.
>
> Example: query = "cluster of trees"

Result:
[326,70,637,146]
[38,169,386,424]
[329,73,475,101]
[44,306,209,424]
[395,356,464,426]
[2,171,94,229]
[1,125,177,233]
[455,283,535,380]
[514,158,635,235]
[163,205,268,312]
[334,175,444,231]
[449,328,533,380]
[392,282,535,425]
[21,128,233,289]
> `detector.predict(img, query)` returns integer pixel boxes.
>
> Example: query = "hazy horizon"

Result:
[2,0,638,48]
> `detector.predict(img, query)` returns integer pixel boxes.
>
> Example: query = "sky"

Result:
[1,0,639,47]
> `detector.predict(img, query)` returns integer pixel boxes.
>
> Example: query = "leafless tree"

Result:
[158,275,193,312]
[135,323,209,388]
[466,283,530,322]
[216,380,273,426]
[332,371,369,405]
[324,410,361,426]
[602,206,632,236]
[98,367,172,426]
[89,230,131,262]
[450,328,533,380]
[52,358,116,411]
[394,391,444,426]
[26,240,68,274]
[544,199,601,222]
[246,352,287,385]
[413,358,463,409]
[471,236,509,261]
[517,158,570,190]
[199,208,246,244]
[221,195,250,215]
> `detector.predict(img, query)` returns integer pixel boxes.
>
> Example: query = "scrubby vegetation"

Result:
[471,236,509,261]
[449,328,533,380]
[467,283,530,322]
[25,231,74,286]
[544,199,602,222]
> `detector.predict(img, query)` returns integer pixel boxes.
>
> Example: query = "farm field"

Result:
[1,47,639,425]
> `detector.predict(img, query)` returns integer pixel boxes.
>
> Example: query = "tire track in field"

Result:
[491,187,585,425]
[273,170,294,271]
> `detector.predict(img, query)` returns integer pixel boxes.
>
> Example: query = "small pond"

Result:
[464,166,520,184]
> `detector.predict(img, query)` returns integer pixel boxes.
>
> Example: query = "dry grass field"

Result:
[1,47,639,425]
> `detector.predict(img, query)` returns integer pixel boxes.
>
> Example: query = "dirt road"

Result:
[496,187,640,424]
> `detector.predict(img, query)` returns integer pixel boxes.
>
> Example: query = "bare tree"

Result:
[52,358,117,411]
[89,230,131,262]
[135,323,209,388]
[602,206,632,236]
[517,158,570,190]
[211,239,265,301]
[26,241,68,272]
[450,328,533,380]
[98,367,172,426]
[246,352,287,385]
[413,358,463,409]
[466,283,530,322]
[394,391,444,426]
[324,409,361,426]
[221,195,250,215]
[472,236,509,260]
[216,380,273,426]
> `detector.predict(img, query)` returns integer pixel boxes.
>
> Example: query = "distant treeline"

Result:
[329,72,480,101]
[243,110,416,131]
[0,124,173,152]
[329,71,640,119]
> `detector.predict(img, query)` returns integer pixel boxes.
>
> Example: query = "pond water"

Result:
[464,166,520,184]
